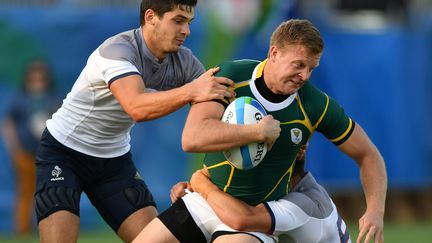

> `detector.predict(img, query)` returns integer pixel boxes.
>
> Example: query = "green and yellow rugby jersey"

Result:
[204,59,355,205]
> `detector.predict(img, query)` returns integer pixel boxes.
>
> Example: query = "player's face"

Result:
[154,6,194,53]
[267,44,321,95]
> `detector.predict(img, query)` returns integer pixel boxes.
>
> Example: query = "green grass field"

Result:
[1,221,431,243]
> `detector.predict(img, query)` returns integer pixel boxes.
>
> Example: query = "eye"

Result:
[294,62,305,69]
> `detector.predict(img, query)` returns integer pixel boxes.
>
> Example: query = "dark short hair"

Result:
[270,19,324,55]
[140,0,198,26]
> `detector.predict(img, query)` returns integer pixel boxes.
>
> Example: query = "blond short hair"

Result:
[270,19,324,55]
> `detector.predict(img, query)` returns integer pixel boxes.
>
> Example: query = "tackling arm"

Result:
[110,68,234,122]
[190,169,272,232]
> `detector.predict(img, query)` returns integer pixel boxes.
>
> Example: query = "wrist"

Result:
[182,82,195,102]
[200,183,219,200]
[250,124,265,142]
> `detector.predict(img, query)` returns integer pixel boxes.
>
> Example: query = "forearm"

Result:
[359,150,387,214]
[192,170,271,232]
[339,124,387,214]
[130,86,193,121]
[182,117,263,152]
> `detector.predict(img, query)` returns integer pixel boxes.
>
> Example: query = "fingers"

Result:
[206,66,220,76]
[364,226,376,243]
[356,221,384,243]
[191,68,236,102]
[213,76,235,87]
[212,78,235,99]
[170,181,188,203]
[356,229,366,243]
[267,139,276,151]
[201,167,210,177]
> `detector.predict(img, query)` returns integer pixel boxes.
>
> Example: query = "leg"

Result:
[117,205,158,242]
[38,210,79,243]
[133,217,179,243]
[213,233,262,243]
[133,198,208,243]
[86,154,159,242]
[13,148,36,235]
[212,230,276,243]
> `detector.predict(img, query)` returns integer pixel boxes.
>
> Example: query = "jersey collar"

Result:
[249,59,297,112]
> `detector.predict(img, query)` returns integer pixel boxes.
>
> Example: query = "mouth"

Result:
[289,79,305,86]
[176,39,185,45]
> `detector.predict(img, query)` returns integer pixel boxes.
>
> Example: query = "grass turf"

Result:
[0,221,431,243]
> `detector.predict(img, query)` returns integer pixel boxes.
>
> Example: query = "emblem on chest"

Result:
[290,128,302,144]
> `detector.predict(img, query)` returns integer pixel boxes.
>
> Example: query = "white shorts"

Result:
[182,191,278,243]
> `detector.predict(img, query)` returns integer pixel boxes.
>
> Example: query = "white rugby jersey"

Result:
[47,27,205,158]
[265,172,351,243]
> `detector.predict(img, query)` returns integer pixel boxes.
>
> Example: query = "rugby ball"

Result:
[221,96,268,170]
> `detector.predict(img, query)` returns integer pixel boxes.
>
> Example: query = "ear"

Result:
[268,45,278,62]
[144,9,157,26]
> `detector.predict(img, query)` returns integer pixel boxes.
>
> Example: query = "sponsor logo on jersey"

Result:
[50,165,64,181]
[290,128,302,144]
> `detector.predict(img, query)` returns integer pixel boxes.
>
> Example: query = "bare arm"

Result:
[182,101,281,152]
[338,124,387,243]
[110,68,234,122]
[190,169,271,232]
[2,118,20,152]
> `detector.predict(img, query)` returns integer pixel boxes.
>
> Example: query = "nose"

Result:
[298,70,310,81]
[182,24,191,37]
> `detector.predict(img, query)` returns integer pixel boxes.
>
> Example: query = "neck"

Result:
[141,26,166,62]
[262,63,278,94]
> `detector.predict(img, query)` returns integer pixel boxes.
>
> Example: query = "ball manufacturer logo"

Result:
[255,112,262,121]
[224,111,234,123]
[254,142,265,163]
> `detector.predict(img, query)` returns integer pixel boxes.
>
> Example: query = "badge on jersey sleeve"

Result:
[290,128,302,144]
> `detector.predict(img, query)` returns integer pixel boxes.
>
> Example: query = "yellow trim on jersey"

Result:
[313,94,330,129]
[254,59,267,79]
[223,165,235,192]
[206,161,231,170]
[330,118,353,143]
[235,80,251,89]
[206,161,236,192]
[291,96,314,133]
[220,80,252,105]
[262,160,296,202]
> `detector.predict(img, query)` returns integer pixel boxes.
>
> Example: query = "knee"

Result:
[35,186,80,223]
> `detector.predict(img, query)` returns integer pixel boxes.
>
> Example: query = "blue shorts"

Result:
[34,128,156,231]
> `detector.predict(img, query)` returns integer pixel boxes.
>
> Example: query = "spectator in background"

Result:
[2,59,60,236]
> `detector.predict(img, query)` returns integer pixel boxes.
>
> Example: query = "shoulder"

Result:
[298,82,328,103]
[174,46,205,79]
[216,59,260,83]
[175,46,203,66]
[297,82,332,125]
[98,29,138,62]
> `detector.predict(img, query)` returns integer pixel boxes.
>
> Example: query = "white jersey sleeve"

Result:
[264,173,352,243]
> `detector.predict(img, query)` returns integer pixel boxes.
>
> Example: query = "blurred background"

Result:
[0,0,431,242]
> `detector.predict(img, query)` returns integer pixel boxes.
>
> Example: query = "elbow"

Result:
[182,130,201,152]
[126,106,152,122]
[129,111,146,122]
[223,215,250,231]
